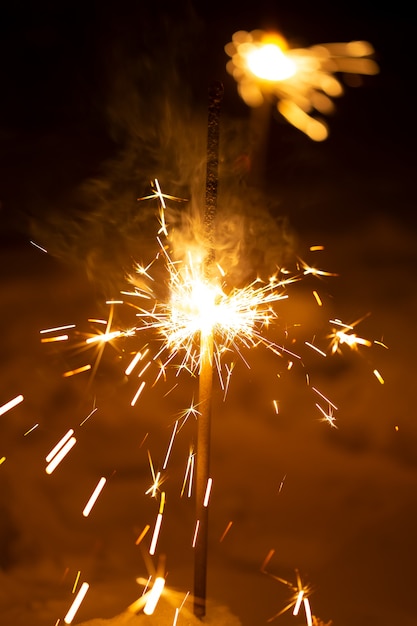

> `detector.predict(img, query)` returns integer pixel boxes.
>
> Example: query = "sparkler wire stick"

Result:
[193,80,223,620]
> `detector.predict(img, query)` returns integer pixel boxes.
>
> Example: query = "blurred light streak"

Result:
[63,582,89,624]
[131,381,146,406]
[149,492,165,555]
[163,420,178,469]
[143,576,165,615]
[46,429,74,462]
[0,394,24,417]
[219,521,233,542]
[373,369,385,384]
[63,364,91,378]
[192,520,200,548]
[82,477,107,517]
[135,524,151,546]
[203,478,213,507]
[46,437,76,474]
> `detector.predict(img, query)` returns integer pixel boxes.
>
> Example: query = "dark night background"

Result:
[0,2,416,626]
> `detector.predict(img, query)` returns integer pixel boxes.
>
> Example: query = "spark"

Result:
[181,448,195,498]
[41,334,69,343]
[40,324,75,334]
[135,524,151,546]
[0,456,6,465]
[30,240,48,253]
[79,407,98,426]
[131,227,296,387]
[173,592,190,625]
[149,492,166,555]
[312,387,338,411]
[316,403,338,428]
[278,474,287,493]
[0,394,24,417]
[46,429,74,462]
[163,420,178,469]
[312,290,322,306]
[146,451,164,497]
[305,341,327,357]
[225,29,378,140]
[46,432,77,474]
[64,582,89,624]
[328,316,373,354]
[143,576,166,615]
[125,351,144,375]
[24,423,39,436]
[82,477,107,517]
[373,369,385,384]
[192,520,200,548]
[219,521,233,542]
[177,399,201,429]
[71,571,81,594]
[273,399,279,414]
[131,381,146,406]
[63,364,91,378]
[262,558,314,625]
[203,477,213,507]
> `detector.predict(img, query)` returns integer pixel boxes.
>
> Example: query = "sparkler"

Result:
[225,29,378,142]
[30,31,384,623]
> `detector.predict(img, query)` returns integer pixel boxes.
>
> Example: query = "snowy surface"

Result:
[1,214,416,626]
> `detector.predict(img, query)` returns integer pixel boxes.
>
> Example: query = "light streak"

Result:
[63,365,91,378]
[293,590,304,615]
[124,351,143,375]
[273,399,279,414]
[192,520,200,548]
[46,429,74,462]
[219,521,233,542]
[303,598,313,626]
[312,290,322,306]
[373,369,385,384]
[143,576,165,615]
[149,492,165,555]
[146,451,164,497]
[181,448,195,497]
[0,456,6,465]
[71,571,81,594]
[30,240,48,252]
[328,316,373,354]
[64,582,89,624]
[163,420,178,469]
[41,334,69,343]
[131,381,146,406]
[40,324,75,334]
[24,423,39,436]
[46,436,77,474]
[305,341,327,357]
[135,524,150,545]
[173,592,190,626]
[278,474,287,493]
[82,477,107,517]
[312,387,338,410]
[79,407,98,426]
[203,477,213,507]
[262,554,314,625]
[0,394,24,417]
[315,403,338,428]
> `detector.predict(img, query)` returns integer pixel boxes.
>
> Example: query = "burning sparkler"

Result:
[225,29,379,141]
